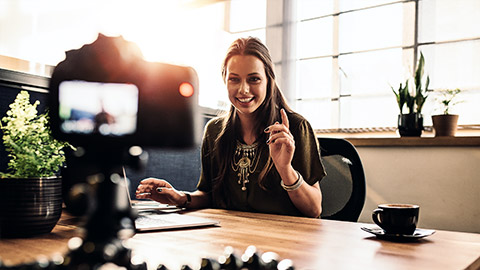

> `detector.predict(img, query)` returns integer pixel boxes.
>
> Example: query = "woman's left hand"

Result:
[265,109,295,169]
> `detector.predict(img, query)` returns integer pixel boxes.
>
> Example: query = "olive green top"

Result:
[197,112,326,217]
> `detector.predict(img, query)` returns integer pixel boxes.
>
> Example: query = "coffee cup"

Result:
[372,204,419,235]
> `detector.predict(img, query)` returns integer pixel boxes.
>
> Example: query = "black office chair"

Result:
[318,137,366,222]
[125,146,201,199]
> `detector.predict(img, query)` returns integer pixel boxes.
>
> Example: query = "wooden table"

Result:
[1,209,479,270]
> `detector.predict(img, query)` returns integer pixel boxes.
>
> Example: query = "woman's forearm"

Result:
[277,166,322,218]
[287,181,322,218]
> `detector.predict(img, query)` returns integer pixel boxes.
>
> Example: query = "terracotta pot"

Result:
[432,114,459,137]
[0,176,62,238]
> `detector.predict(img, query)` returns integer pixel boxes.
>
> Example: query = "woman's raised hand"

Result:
[264,109,295,170]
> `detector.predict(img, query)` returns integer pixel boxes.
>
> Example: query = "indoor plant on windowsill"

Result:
[392,52,430,137]
[0,91,72,238]
[432,88,462,137]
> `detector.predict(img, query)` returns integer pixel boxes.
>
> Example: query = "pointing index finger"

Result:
[281,109,289,129]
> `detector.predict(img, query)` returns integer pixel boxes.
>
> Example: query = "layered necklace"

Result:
[231,140,261,191]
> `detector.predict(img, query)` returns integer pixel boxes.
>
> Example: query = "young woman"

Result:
[136,37,325,218]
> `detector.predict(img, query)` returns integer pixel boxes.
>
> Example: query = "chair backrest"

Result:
[125,146,201,199]
[318,137,366,222]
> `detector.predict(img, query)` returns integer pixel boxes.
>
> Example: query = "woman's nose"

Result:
[239,82,249,94]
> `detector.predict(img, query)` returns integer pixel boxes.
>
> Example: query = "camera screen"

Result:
[58,81,139,137]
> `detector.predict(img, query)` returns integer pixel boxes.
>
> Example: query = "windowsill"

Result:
[316,128,480,147]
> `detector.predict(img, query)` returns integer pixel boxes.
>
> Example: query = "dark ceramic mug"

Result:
[372,204,419,235]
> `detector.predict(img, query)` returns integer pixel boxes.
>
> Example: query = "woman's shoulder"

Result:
[286,111,310,129]
[203,116,227,140]
[205,116,225,131]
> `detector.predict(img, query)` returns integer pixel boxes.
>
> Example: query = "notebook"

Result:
[122,167,220,232]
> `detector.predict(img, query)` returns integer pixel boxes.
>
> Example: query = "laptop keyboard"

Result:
[136,215,177,226]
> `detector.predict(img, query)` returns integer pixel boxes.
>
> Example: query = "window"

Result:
[417,0,480,125]
[295,0,480,130]
[2,0,479,131]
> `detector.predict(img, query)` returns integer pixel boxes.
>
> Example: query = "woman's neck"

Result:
[237,113,257,145]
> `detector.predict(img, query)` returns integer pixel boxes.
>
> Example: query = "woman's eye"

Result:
[248,77,261,83]
[228,77,240,83]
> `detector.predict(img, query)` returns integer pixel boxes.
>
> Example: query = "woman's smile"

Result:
[237,96,255,104]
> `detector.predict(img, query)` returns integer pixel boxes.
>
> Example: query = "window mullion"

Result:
[332,0,340,129]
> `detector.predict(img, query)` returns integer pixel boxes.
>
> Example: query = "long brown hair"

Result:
[212,37,291,205]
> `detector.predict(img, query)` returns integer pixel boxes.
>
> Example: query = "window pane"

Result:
[297,17,333,58]
[339,0,399,12]
[338,3,403,53]
[338,48,405,96]
[297,57,333,99]
[296,99,333,129]
[419,41,480,91]
[297,0,334,20]
[339,96,399,128]
[419,0,480,43]
[229,0,266,32]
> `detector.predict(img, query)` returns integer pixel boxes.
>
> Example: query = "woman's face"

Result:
[225,55,268,117]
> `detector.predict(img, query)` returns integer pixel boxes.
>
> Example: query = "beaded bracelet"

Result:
[280,171,304,191]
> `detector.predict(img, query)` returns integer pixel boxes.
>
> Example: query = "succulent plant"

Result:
[392,52,430,114]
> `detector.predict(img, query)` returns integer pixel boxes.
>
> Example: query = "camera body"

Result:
[49,60,200,148]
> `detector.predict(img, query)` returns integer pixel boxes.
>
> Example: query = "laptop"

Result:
[123,167,179,211]
[122,167,220,232]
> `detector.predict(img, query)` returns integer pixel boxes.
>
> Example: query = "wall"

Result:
[356,145,480,233]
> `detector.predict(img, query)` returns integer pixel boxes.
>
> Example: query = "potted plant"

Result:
[432,88,462,137]
[0,90,72,238]
[392,52,430,137]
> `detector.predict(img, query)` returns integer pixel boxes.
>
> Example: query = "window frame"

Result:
[292,0,480,135]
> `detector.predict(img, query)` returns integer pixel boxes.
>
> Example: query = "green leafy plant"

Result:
[0,91,72,178]
[435,88,462,115]
[392,52,430,114]
[392,81,408,113]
